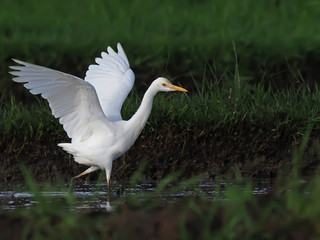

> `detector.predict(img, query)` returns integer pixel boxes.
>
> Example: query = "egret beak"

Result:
[167,84,188,92]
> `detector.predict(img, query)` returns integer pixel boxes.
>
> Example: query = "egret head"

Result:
[153,77,188,93]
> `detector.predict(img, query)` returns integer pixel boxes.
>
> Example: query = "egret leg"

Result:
[105,165,113,193]
[74,166,99,178]
[106,170,111,192]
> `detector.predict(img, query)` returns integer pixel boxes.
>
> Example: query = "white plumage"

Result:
[10,43,187,189]
[85,43,135,121]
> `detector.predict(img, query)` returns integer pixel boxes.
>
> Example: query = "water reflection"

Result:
[0,179,273,212]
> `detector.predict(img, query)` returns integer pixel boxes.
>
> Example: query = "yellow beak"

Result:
[167,84,188,92]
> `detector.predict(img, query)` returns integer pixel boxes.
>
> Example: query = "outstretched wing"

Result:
[85,43,135,121]
[10,59,109,142]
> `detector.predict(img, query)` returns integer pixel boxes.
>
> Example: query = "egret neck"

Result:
[128,82,159,138]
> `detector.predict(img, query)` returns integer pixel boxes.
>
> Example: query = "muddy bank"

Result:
[1,127,320,182]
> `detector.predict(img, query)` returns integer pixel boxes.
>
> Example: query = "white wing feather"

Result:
[10,59,109,142]
[85,43,135,121]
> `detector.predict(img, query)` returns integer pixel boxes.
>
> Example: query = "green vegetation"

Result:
[2,76,320,145]
[1,0,320,142]
[2,0,320,144]
[1,0,319,95]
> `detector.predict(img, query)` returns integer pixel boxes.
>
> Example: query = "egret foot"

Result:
[74,166,99,179]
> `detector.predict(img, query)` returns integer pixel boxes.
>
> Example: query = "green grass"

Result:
[1,0,320,95]
[2,0,320,138]
[3,74,320,143]
[0,95,63,145]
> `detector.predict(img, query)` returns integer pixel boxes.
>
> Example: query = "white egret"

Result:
[10,43,187,188]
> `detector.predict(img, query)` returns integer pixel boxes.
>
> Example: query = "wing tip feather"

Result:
[107,46,116,55]
[11,59,26,65]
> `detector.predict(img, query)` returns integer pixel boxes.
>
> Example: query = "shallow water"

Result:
[0,179,273,212]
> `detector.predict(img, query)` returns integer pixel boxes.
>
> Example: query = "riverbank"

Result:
[1,123,320,183]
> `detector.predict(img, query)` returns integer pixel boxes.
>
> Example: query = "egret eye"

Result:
[162,83,167,87]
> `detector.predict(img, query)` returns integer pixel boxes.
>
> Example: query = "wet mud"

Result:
[1,127,320,182]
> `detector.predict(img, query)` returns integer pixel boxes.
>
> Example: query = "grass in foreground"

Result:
[2,126,320,239]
